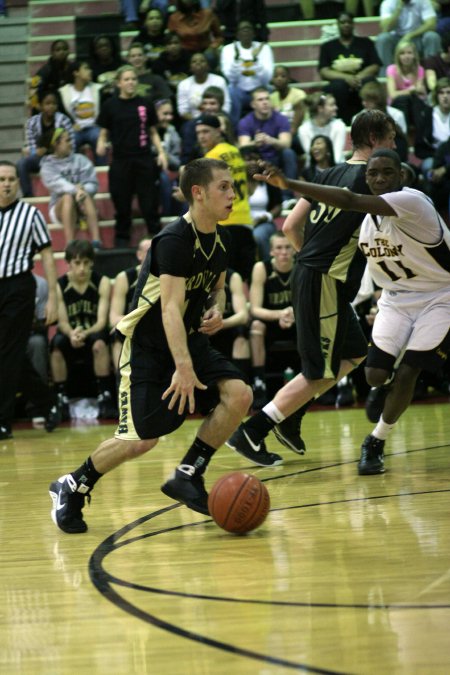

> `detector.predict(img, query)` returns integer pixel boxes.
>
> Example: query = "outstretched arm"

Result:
[253,165,397,217]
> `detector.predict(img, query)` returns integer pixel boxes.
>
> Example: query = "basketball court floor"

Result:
[1,400,449,674]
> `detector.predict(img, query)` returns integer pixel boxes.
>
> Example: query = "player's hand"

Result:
[279,306,294,329]
[198,307,223,335]
[253,161,289,190]
[162,364,207,415]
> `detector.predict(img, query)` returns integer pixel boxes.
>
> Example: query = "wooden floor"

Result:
[1,401,450,675]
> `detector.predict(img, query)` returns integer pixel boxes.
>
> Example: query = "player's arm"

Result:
[222,271,249,329]
[83,276,111,336]
[39,245,58,325]
[109,271,129,327]
[254,167,397,217]
[160,273,207,413]
[283,197,310,251]
[55,283,72,336]
[199,271,225,336]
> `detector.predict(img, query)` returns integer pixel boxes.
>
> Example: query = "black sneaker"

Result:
[57,392,70,422]
[358,435,385,475]
[365,385,390,423]
[45,405,61,433]
[0,425,13,440]
[273,409,306,455]
[252,378,268,410]
[226,426,283,466]
[97,391,118,420]
[49,474,91,533]
[161,465,209,515]
[336,383,355,408]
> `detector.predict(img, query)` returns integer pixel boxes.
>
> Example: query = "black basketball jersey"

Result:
[297,161,370,298]
[117,214,228,349]
[58,270,103,330]
[124,265,139,313]
[263,260,292,310]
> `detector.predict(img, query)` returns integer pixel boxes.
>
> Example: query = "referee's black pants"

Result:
[109,155,160,242]
[0,273,35,429]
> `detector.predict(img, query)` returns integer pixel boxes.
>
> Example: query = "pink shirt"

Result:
[386,63,426,102]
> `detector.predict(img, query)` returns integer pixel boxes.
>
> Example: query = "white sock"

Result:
[262,401,285,424]
[372,415,396,441]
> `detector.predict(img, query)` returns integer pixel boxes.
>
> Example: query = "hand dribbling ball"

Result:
[208,472,270,534]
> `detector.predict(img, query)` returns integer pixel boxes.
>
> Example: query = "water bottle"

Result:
[283,367,295,384]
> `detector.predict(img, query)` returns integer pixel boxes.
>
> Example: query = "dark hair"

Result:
[368,148,402,170]
[38,89,59,104]
[68,60,90,83]
[337,11,354,22]
[164,31,181,46]
[432,77,450,105]
[180,158,229,204]
[442,31,450,52]
[309,134,336,169]
[305,91,330,116]
[359,80,387,109]
[50,39,69,55]
[202,86,225,106]
[89,34,120,61]
[350,109,395,150]
[0,160,18,177]
[65,239,95,262]
[175,0,201,12]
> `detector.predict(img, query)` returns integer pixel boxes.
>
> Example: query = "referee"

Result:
[0,161,58,439]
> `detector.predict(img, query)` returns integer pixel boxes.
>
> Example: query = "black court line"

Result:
[89,441,450,674]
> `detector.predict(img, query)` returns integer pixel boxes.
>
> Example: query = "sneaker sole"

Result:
[225,440,284,467]
[357,466,385,476]
[272,427,306,455]
[160,484,210,516]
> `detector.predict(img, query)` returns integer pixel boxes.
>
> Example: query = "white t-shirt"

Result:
[379,0,436,36]
[69,85,96,128]
[359,187,450,292]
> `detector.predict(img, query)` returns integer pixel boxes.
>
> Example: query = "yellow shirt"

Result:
[205,141,252,226]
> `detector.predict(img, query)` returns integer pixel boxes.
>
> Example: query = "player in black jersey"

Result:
[49,158,253,533]
[227,109,397,466]
[109,237,152,371]
[249,231,296,410]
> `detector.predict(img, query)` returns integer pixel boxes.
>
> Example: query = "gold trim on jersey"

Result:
[117,273,161,338]
[184,211,227,260]
[319,275,339,380]
[328,230,360,282]
[115,336,140,440]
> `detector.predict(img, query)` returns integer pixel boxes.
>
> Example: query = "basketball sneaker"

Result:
[358,435,385,475]
[365,385,391,423]
[57,392,70,422]
[45,405,61,433]
[252,378,268,410]
[161,464,209,515]
[49,474,91,533]
[226,426,283,466]
[273,408,306,455]
[97,391,118,420]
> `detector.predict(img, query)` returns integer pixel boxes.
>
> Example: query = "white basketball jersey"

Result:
[359,188,450,292]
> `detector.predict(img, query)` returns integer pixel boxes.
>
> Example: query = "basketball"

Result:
[208,472,270,534]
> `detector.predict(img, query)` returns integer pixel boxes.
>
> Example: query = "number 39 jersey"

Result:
[205,142,252,227]
[359,187,450,292]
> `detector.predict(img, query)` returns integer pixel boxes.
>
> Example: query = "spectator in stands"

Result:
[154,99,182,216]
[424,31,450,93]
[109,237,152,370]
[423,135,450,215]
[120,0,141,28]
[31,39,72,111]
[237,87,298,205]
[376,0,441,74]
[220,21,274,128]
[414,76,450,179]
[40,128,102,247]
[96,65,167,247]
[17,90,75,197]
[244,150,281,261]
[270,65,306,141]
[126,42,173,103]
[176,52,231,121]
[152,32,191,94]
[179,86,230,164]
[50,240,116,421]
[297,92,347,166]
[58,60,107,166]
[215,0,269,43]
[299,0,376,20]
[209,268,251,380]
[386,39,427,127]
[301,134,336,182]
[434,0,450,35]
[168,0,223,69]
[195,112,256,281]
[88,35,125,93]
[248,231,296,409]
[131,8,167,62]
[358,79,409,160]
[319,11,381,125]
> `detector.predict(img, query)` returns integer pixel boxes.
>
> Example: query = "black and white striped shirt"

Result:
[0,200,51,278]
